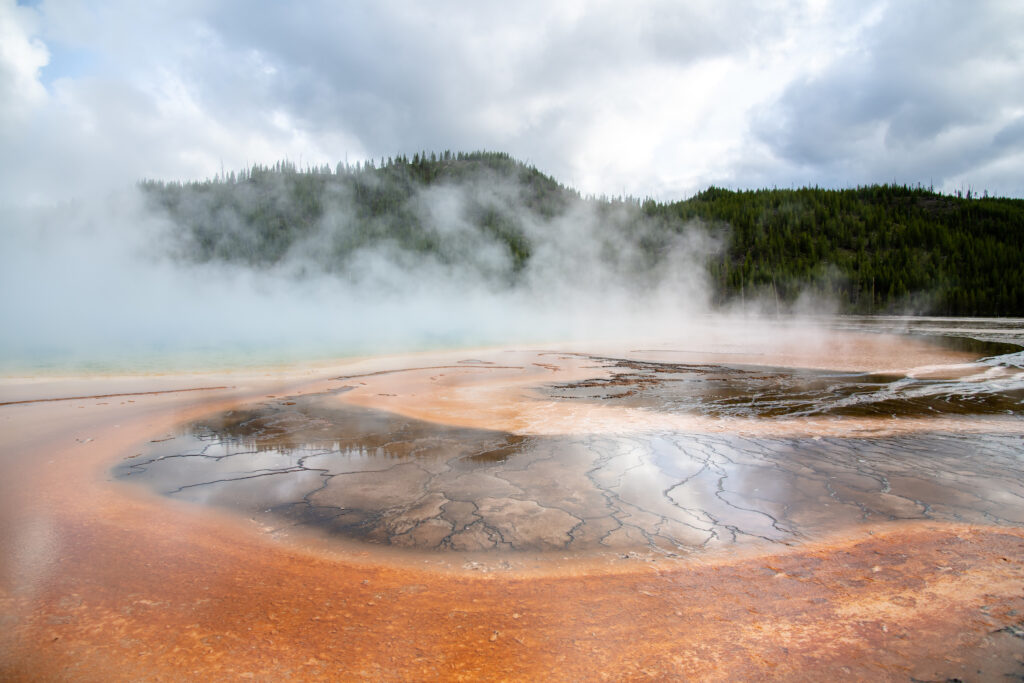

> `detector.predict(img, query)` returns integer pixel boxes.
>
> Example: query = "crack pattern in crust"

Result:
[115,386,1024,556]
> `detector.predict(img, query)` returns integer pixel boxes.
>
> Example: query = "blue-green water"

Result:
[3,315,1022,377]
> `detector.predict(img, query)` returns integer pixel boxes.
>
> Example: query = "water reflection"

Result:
[117,386,1024,556]
[116,322,1024,556]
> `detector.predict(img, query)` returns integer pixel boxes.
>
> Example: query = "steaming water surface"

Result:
[114,317,1024,558]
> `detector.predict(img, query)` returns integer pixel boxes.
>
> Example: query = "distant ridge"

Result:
[141,151,1024,316]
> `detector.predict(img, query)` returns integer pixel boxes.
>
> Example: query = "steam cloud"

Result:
[0,173,720,372]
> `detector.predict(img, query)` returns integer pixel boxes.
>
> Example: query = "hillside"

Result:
[140,152,1024,316]
[666,185,1024,316]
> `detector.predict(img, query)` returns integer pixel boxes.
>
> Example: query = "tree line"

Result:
[645,184,1024,315]
[140,151,1024,316]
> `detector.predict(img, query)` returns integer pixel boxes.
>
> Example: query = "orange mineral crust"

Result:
[3,516,1024,681]
[2,334,1023,680]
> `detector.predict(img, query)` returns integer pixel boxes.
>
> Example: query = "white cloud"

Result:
[752,0,1024,195]
[0,0,1022,204]
[0,0,49,125]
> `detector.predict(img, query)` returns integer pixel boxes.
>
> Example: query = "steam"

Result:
[0,172,720,373]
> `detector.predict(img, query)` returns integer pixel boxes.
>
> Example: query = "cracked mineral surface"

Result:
[7,318,1024,680]
[115,336,1024,557]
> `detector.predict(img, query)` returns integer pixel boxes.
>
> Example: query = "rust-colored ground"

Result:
[6,507,1024,681]
[2,340,1023,680]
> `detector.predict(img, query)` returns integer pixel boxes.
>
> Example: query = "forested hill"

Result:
[140,151,1024,316]
[662,185,1024,316]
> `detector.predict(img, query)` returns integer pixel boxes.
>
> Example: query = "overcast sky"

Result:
[3,0,1023,204]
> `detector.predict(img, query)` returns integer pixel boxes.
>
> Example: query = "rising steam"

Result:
[0,164,720,372]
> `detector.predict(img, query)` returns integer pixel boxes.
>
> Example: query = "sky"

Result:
[2,0,1023,205]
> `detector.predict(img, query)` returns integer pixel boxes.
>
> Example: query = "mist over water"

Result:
[3,155,1024,378]
[0,178,720,374]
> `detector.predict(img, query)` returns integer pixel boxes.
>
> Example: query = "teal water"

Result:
[4,315,1022,377]
[0,334,478,376]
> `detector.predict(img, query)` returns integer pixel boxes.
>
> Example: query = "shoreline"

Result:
[3,334,1024,679]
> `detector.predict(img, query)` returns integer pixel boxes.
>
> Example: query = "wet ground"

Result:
[547,352,1024,418]
[5,318,1024,680]
[115,326,1024,558]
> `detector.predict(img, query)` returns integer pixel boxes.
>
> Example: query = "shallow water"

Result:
[825,314,1024,348]
[118,407,1024,555]
[546,356,1024,418]
[115,319,1024,557]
